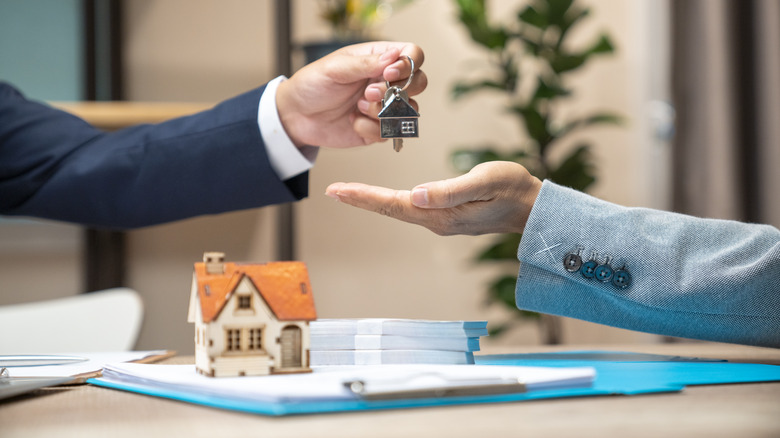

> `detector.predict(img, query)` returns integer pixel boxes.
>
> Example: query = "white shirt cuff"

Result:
[258,75,318,181]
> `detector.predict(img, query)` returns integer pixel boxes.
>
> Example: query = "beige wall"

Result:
[1,0,667,353]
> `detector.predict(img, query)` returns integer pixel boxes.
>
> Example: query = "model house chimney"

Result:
[203,252,225,274]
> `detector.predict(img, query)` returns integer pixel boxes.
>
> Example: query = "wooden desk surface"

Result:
[2,343,779,438]
[50,101,214,130]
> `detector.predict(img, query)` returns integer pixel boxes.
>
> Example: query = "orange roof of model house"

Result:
[193,261,317,323]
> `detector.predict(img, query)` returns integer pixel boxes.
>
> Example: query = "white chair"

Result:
[0,288,143,354]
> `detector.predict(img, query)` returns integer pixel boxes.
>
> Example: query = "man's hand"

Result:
[325,161,543,236]
[276,42,426,149]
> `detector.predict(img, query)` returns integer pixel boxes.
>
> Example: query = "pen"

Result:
[343,371,529,401]
[0,355,88,367]
[344,379,528,400]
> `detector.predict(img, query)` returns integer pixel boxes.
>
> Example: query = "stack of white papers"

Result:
[309,319,488,366]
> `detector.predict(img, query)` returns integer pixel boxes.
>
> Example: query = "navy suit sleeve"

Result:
[0,82,308,229]
[515,180,780,348]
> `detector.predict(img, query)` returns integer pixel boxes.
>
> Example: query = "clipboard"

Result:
[90,362,596,415]
[88,350,780,416]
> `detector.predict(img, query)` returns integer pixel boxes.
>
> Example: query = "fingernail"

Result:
[386,68,401,81]
[365,86,382,101]
[357,99,370,113]
[411,187,428,206]
[325,186,342,201]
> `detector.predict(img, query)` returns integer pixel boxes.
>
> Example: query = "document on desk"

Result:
[0,350,173,401]
[92,362,595,415]
[5,350,173,380]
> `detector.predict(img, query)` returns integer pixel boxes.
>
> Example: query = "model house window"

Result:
[237,295,251,309]
[226,329,241,351]
[248,328,263,350]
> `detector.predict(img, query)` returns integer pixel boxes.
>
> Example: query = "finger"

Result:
[325,182,470,236]
[403,69,428,97]
[344,42,425,71]
[366,69,426,103]
[325,48,402,86]
[411,171,488,209]
[364,83,385,102]
[325,183,416,221]
[397,43,425,72]
[351,115,383,145]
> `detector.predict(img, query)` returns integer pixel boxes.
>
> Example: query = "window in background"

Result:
[0,0,85,305]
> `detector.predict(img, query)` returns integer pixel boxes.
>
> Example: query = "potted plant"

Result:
[451,0,621,343]
[304,0,414,62]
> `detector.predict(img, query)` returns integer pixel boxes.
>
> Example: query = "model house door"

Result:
[280,325,302,368]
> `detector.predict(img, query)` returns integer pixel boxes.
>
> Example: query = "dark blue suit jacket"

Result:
[0,82,308,229]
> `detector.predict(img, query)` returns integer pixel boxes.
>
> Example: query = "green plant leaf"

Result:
[587,34,615,55]
[499,53,520,93]
[550,53,587,74]
[487,274,521,309]
[513,308,542,319]
[452,80,508,100]
[550,35,614,75]
[510,105,552,145]
[450,148,502,172]
[477,233,523,261]
[557,112,622,137]
[487,323,511,337]
[531,77,571,102]
[455,0,508,50]
[507,149,535,162]
[546,0,575,28]
[557,5,590,45]
[516,33,542,56]
[547,144,596,192]
[518,5,547,29]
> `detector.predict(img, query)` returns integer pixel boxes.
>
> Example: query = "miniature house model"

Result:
[187,252,317,377]
[378,91,419,139]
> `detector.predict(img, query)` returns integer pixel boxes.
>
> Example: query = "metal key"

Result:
[377,56,419,152]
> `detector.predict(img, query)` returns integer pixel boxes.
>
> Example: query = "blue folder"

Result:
[88,350,780,416]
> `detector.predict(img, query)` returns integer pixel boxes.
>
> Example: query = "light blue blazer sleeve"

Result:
[515,180,780,348]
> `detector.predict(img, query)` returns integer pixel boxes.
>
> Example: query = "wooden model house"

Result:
[378,91,419,139]
[187,252,317,377]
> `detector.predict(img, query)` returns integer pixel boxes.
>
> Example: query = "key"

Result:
[394,138,403,153]
[377,56,419,152]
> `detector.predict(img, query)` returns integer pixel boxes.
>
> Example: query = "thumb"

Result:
[410,173,484,209]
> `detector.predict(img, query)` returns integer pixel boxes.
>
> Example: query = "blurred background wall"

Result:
[5,0,774,353]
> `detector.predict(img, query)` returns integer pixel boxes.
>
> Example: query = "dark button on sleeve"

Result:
[563,247,583,272]
[612,268,632,289]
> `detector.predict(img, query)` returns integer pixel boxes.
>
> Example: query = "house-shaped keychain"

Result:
[378,88,419,151]
[187,252,317,377]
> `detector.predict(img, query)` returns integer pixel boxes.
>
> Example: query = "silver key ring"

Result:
[384,55,415,92]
